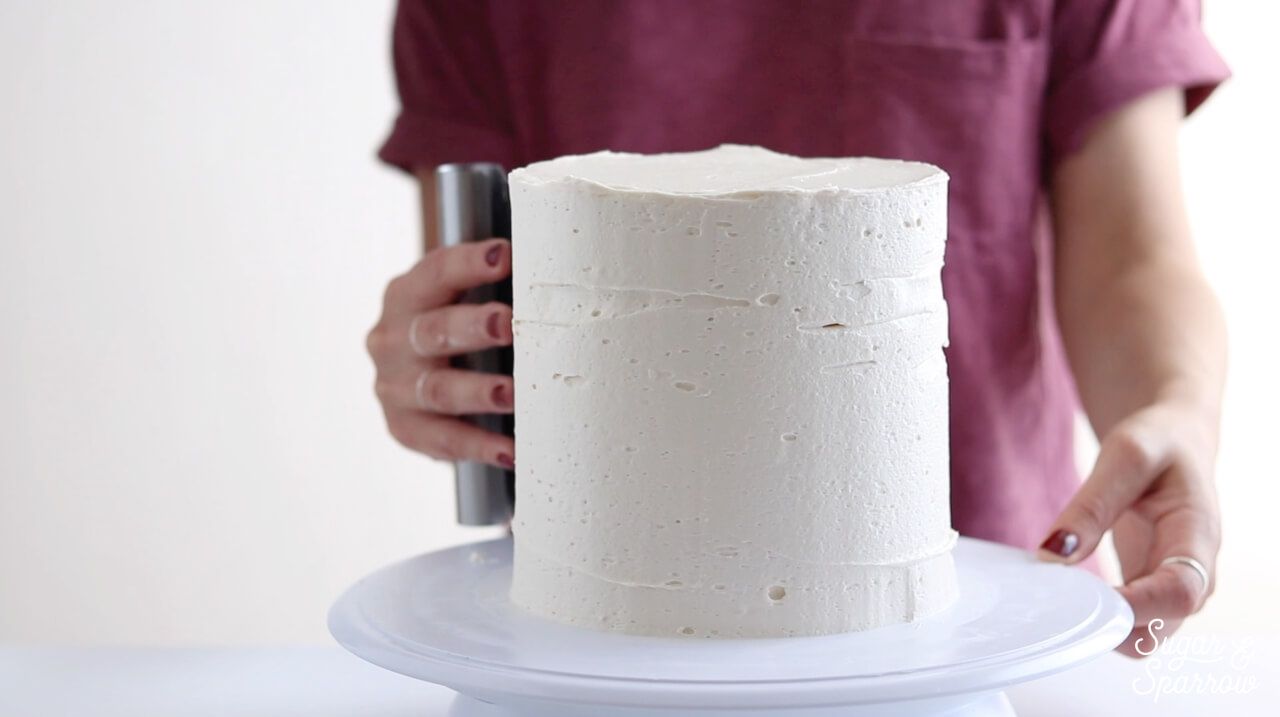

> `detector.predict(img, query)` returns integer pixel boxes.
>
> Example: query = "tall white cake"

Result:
[508,145,957,638]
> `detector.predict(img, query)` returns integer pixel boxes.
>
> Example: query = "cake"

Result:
[507,144,957,638]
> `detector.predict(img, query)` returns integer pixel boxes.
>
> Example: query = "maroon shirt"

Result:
[379,1,1229,552]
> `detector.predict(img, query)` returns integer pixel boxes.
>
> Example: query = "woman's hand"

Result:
[366,238,515,469]
[1048,87,1228,658]
[1038,396,1221,658]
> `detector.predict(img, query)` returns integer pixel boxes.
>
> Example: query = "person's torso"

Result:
[485,0,1078,549]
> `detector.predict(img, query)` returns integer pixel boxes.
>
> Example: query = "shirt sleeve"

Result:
[1045,0,1231,165]
[378,0,516,174]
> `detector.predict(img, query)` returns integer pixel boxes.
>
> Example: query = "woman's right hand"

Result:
[366,238,515,469]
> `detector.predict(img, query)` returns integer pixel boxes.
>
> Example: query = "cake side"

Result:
[509,145,957,637]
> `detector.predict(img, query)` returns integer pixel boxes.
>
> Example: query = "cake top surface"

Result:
[510,144,946,196]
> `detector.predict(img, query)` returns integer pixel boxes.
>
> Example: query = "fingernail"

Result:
[485,243,502,266]
[492,383,511,409]
[1040,529,1080,558]
[497,452,515,470]
[486,311,502,339]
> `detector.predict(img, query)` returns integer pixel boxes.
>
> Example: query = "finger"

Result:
[378,367,514,415]
[1116,617,1183,659]
[386,410,515,468]
[408,302,512,359]
[1038,420,1172,564]
[385,238,510,315]
[1119,564,1205,628]
[1112,511,1154,583]
[1116,507,1217,626]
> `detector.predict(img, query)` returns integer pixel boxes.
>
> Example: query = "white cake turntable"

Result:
[330,536,1132,716]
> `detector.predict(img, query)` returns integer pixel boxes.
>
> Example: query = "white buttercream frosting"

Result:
[508,145,957,638]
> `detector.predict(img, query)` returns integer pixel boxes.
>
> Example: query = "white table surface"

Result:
[1,643,1274,716]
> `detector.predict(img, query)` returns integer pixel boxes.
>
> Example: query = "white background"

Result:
[0,1,1275,645]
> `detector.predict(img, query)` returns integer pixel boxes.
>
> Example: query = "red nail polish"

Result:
[486,311,502,339]
[492,383,511,408]
[485,244,502,266]
[1040,529,1079,558]
[497,453,515,470]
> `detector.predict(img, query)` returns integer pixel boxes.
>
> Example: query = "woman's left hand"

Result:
[1037,396,1221,658]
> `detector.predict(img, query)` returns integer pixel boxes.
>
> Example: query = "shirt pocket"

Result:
[838,34,1049,243]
